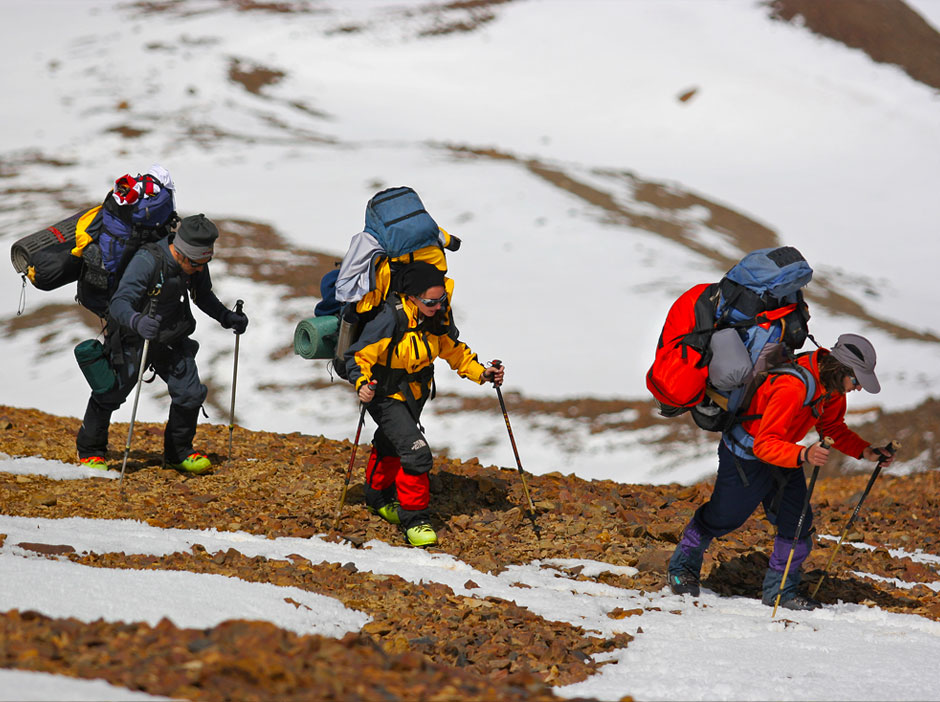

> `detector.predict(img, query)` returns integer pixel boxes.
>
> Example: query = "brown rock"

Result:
[635,548,673,574]
[17,542,75,555]
[30,494,57,507]
[607,607,643,619]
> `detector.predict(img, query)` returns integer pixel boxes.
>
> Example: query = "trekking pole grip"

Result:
[491,358,502,380]
[883,439,900,458]
[235,299,244,314]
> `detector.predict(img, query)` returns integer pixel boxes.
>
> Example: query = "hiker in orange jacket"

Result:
[667,334,894,610]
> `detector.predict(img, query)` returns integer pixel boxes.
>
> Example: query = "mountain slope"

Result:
[1,404,938,699]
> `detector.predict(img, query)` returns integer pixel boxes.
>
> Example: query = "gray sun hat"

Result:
[175,214,218,262]
[830,333,880,394]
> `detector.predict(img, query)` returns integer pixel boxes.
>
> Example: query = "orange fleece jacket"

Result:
[740,351,870,468]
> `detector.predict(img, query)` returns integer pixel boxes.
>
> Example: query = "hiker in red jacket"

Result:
[667,333,895,610]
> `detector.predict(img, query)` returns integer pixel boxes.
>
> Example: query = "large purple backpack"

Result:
[77,170,177,318]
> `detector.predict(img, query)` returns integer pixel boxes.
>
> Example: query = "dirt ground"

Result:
[1,404,937,700]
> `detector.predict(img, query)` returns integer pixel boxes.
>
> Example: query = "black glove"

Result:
[222,309,249,335]
[130,312,161,340]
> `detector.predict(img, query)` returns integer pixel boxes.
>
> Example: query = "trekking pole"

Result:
[332,380,376,532]
[772,436,832,618]
[227,299,244,460]
[489,360,538,522]
[810,439,900,598]
[118,295,160,498]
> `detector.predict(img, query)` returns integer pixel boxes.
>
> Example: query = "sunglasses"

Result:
[183,254,211,268]
[849,374,860,388]
[417,293,447,308]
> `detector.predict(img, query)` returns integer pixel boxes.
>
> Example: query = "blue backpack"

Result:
[364,186,441,259]
[76,172,178,318]
[653,247,815,434]
[98,174,175,276]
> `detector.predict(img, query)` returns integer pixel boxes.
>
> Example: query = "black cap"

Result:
[397,260,446,296]
[175,214,218,261]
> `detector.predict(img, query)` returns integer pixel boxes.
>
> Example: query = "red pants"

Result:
[365,449,429,511]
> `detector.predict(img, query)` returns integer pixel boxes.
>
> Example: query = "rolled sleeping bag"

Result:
[11,209,89,291]
[708,327,753,392]
[293,315,339,360]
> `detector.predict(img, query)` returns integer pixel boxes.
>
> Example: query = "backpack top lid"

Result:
[108,164,176,230]
[364,186,440,258]
[725,246,813,301]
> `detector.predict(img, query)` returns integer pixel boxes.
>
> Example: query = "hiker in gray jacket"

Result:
[75,214,248,474]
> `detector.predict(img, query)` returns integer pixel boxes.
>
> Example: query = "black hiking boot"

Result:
[668,569,701,597]
[765,592,822,611]
[666,524,710,598]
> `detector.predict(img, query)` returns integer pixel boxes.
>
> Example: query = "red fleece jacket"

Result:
[741,350,870,468]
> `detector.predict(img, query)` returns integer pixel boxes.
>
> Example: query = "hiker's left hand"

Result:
[863,445,895,466]
[483,364,504,388]
[223,309,249,335]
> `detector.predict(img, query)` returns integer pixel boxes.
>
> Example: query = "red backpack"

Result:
[646,282,719,414]
[646,247,813,421]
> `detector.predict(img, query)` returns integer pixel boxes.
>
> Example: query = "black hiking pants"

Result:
[76,334,207,463]
[366,395,432,529]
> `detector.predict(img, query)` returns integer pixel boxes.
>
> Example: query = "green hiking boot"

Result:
[404,523,438,548]
[166,452,211,475]
[368,501,401,525]
[79,456,109,470]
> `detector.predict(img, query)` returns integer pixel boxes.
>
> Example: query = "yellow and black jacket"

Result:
[345,278,487,408]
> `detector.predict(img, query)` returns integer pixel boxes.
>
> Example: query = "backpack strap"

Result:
[105,243,167,368]
[675,282,722,367]
[722,359,819,482]
[372,299,437,427]
[764,364,818,416]
[139,242,169,297]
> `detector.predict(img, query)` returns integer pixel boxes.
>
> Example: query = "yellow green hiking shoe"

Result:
[368,502,401,525]
[404,523,438,548]
[166,452,211,475]
[79,456,108,470]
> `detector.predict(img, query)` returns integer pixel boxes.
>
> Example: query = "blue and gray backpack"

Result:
[663,247,815,438]
[76,172,178,318]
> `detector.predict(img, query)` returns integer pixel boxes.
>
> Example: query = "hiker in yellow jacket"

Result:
[344,260,504,547]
